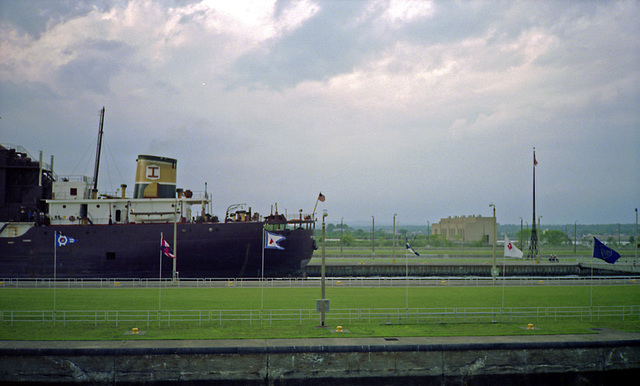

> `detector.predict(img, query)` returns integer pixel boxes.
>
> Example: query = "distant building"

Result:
[431,215,495,244]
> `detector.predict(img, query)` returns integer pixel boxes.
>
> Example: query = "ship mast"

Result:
[92,107,105,199]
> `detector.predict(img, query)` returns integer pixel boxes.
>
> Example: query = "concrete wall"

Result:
[304,263,637,277]
[2,339,639,385]
[305,264,586,277]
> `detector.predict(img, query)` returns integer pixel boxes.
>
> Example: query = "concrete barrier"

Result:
[304,263,636,277]
[305,264,584,277]
[1,332,639,384]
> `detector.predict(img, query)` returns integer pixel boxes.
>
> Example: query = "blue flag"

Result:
[56,233,76,247]
[592,237,621,264]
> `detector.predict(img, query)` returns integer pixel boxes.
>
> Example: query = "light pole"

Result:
[371,216,375,255]
[393,214,397,260]
[340,217,343,253]
[318,211,328,327]
[519,217,523,249]
[574,221,577,255]
[538,215,542,259]
[635,208,638,261]
[490,204,496,279]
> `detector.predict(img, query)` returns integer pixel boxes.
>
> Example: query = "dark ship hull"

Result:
[1,222,315,279]
[1,143,317,279]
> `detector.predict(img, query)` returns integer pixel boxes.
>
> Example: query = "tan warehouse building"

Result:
[431,215,496,245]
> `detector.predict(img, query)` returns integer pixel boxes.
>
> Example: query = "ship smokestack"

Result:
[121,184,127,199]
[134,155,177,198]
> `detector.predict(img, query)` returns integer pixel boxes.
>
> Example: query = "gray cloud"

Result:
[1,0,638,225]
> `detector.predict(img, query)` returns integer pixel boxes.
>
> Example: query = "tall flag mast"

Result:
[527,147,539,260]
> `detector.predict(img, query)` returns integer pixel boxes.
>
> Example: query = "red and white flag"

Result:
[504,236,523,258]
[161,237,176,258]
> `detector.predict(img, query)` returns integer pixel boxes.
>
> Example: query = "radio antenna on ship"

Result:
[92,107,105,199]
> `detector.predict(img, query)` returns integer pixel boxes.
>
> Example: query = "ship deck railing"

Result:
[1,305,638,327]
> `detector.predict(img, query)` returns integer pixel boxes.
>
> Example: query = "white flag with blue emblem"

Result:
[265,231,285,250]
[406,239,420,256]
[56,233,76,247]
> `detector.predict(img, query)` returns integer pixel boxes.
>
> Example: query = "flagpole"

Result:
[173,198,178,282]
[159,232,163,326]
[501,234,506,320]
[53,232,57,326]
[405,242,409,310]
[261,228,265,310]
[590,264,593,321]
[590,237,594,320]
[502,257,506,321]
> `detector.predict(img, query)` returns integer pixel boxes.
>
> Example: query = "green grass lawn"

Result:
[2,286,637,309]
[1,286,638,340]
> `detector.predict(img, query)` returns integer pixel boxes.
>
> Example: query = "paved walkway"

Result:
[2,328,639,353]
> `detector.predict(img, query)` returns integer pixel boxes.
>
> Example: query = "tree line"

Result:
[316,222,638,248]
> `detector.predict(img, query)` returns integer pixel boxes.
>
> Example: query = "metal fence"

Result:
[2,305,638,327]
[1,276,639,288]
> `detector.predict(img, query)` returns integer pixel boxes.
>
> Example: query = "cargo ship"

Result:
[0,116,316,279]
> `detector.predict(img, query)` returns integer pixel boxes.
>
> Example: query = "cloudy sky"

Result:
[1,0,638,226]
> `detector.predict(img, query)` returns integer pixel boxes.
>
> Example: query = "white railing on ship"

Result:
[1,305,638,326]
[1,276,638,288]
